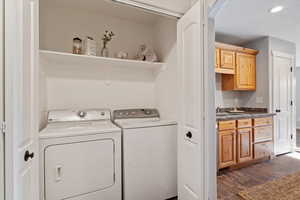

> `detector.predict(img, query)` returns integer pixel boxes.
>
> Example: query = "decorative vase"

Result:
[101,44,109,57]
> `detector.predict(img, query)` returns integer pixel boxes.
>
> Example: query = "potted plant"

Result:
[100,30,115,57]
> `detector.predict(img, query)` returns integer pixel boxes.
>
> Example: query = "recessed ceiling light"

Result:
[270,6,284,13]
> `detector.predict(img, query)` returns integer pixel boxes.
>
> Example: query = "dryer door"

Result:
[44,139,115,200]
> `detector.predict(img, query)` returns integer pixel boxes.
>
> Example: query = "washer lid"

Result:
[114,119,177,129]
[39,121,121,139]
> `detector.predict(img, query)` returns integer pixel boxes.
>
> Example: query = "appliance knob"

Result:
[24,150,34,162]
[78,111,87,118]
[186,132,192,139]
[145,110,151,115]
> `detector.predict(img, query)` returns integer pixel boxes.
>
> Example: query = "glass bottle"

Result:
[73,37,82,54]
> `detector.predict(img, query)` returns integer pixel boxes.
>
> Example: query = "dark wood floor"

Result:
[218,153,300,200]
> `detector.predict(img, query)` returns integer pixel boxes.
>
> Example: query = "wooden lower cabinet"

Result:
[218,117,274,169]
[219,129,236,169]
[237,128,253,163]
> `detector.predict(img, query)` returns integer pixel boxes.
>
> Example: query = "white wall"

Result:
[39,1,177,127]
[153,19,178,121]
[40,3,156,59]
[215,74,241,107]
[239,37,269,108]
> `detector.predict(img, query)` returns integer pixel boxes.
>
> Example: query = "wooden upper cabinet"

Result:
[215,42,258,91]
[236,53,256,90]
[237,128,253,163]
[219,129,236,169]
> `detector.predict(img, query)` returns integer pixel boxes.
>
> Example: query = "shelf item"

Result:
[39,50,165,72]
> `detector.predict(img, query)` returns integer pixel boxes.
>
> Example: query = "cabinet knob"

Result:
[24,150,34,162]
[186,132,192,139]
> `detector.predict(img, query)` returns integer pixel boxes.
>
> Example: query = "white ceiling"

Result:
[215,0,300,66]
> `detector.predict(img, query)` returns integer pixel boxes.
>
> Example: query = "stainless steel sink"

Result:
[216,113,229,117]
[216,112,245,117]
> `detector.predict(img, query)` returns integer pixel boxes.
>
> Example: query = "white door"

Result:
[272,52,294,155]
[5,0,39,199]
[177,1,205,200]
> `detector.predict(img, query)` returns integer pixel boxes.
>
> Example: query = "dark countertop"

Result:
[216,112,276,121]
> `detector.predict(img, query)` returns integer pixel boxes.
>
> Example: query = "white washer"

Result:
[113,109,178,200]
[39,109,121,200]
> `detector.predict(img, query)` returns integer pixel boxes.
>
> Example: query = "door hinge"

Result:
[291,101,294,106]
[291,134,294,140]
[1,121,6,134]
[291,67,293,72]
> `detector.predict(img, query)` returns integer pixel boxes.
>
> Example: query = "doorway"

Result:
[211,0,298,199]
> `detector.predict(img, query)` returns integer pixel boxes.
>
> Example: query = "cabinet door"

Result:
[219,130,236,169]
[220,49,235,70]
[236,53,256,90]
[237,128,253,163]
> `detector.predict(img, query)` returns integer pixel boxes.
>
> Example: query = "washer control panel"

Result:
[113,109,159,120]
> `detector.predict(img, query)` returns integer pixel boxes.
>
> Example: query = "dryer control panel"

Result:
[113,109,159,120]
[48,109,111,123]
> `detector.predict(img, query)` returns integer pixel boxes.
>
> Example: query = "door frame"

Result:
[4,0,19,198]
[3,1,219,200]
[270,51,296,155]
[0,0,4,198]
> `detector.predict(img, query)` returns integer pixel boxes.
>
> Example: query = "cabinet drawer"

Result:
[237,119,252,128]
[254,142,273,159]
[254,126,273,143]
[219,120,236,131]
[253,117,272,127]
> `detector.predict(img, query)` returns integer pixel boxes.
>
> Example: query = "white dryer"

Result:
[113,109,178,200]
[39,109,121,200]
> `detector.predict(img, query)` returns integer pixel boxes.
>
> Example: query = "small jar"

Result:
[73,37,82,54]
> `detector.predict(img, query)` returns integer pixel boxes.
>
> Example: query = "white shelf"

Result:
[39,50,165,72]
